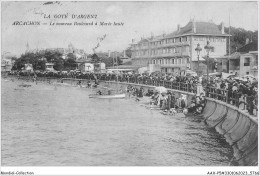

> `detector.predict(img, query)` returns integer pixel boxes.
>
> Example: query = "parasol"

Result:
[154,86,167,94]
[234,77,247,81]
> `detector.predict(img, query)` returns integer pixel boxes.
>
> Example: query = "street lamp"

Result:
[204,41,214,84]
[195,43,202,76]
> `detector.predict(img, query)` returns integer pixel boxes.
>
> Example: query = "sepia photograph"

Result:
[1,0,259,175]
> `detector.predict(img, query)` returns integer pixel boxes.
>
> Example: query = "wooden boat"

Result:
[18,84,32,87]
[89,52,126,100]
[184,112,195,117]
[89,93,126,99]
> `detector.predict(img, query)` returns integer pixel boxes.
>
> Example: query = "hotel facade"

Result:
[130,20,230,75]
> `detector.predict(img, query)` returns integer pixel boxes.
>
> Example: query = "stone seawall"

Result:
[204,99,258,166]
[103,81,258,166]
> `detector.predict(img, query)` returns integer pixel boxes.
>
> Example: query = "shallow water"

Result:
[1,78,233,166]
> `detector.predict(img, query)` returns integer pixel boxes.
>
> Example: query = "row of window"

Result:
[193,36,226,42]
[150,36,188,46]
[150,58,190,65]
[134,36,189,48]
[134,36,225,50]
[232,57,254,67]
[133,46,189,57]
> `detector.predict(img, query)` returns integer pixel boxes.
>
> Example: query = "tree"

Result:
[67,53,76,60]
[44,50,63,63]
[115,56,123,66]
[125,47,132,58]
[90,54,101,64]
[12,52,34,70]
[100,56,123,68]
[34,60,46,70]
[101,57,114,67]
[12,50,64,71]
[53,58,64,71]
[219,24,258,54]
[10,56,17,62]
[64,58,76,70]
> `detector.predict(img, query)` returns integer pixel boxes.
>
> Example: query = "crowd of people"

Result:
[124,85,206,116]
[8,70,258,115]
[205,76,258,115]
[188,93,207,115]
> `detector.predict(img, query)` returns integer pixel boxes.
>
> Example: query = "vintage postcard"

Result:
[1,1,259,175]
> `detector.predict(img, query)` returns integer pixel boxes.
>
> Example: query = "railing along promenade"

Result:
[6,73,257,115]
[96,75,255,113]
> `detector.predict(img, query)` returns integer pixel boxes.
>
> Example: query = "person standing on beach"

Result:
[166,91,172,111]
[77,80,82,88]
[126,85,131,98]
[33,72,37,85]
[17,71,20,79]
[170,93,176,109]
[139,87,144,98]
[87,80,91,88]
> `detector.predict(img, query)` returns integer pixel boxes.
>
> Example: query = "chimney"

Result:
[123,50,126,58]
[177,24,181,32]
[108,50,110,57]
[221,22,225,34]
[192,19,196,33]
[151,32,154,39]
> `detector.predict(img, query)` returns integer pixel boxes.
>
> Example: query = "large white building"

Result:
[131,20,230,75]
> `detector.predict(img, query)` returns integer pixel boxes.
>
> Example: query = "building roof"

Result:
[134,34,164,44]
[237,41,258,53]
[228,52,241,59]
[137,38,151,44]
[194,21,225,35]
[95,52,109,58]
[166,21,228,38]
[132,20,229,45]
[151,34,165,41]
[122,60,132,65]
[94,51,125,59]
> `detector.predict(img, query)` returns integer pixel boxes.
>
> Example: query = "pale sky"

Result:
[1,1,258,56]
